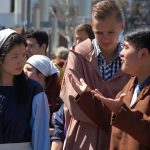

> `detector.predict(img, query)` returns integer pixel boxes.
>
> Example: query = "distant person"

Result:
[52,46,69,68]
[24,30,48,57]
[51,46,69,84]
[0,28,50,150]
[60,0,130,150]
[75,23,95,44]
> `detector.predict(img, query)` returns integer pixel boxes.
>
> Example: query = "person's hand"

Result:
[68,73,88,95]
[92,89,126,114]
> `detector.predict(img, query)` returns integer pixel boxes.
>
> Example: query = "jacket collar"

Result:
[73,38,127,80]
[128,77,150,108]
[73,38,94,62]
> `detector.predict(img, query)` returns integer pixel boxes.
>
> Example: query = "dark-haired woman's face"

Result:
[120,41,139,75]
[1,43,27,76]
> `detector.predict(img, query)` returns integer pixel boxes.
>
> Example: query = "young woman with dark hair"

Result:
[0,29,50,150]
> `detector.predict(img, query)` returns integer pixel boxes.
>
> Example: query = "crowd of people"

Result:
[0,0,150,150]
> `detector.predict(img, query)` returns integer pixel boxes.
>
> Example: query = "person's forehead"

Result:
[26,38,37,44]
[92,12,122,24]
[25,63,32,68]
[92,18,122,31]
[76,30,88,36]
[8,44,26,54]
[24,63,37,71]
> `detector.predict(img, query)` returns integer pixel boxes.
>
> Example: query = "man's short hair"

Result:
[24,30,48,49]
[92,0,124,22]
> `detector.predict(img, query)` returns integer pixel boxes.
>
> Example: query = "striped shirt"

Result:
[92,39,121,81]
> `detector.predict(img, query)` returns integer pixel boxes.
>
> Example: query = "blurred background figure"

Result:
[74,23,95,44]
[52,46,69,68]
[24,30,49,57]
[51,46,69,85]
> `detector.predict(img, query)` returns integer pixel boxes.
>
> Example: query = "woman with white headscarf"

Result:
[24,55,59,88]
[24,55,61,113]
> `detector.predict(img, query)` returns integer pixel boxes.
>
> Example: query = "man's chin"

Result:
[121,66,126,73]
[14,71,23,75]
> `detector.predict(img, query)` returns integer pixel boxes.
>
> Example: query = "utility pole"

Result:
[39,0,49,28]
[32,4,40,29]
[65,0,71,48]
[21,0,27,29]
[14,0,22,26]
[26,0,31,29]
[78,0,91,23]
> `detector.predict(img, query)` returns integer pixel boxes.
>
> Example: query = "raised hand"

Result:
[68,73,88,95]
[92,89,126,114]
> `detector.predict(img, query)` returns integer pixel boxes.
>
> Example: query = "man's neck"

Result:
[101,49,117,63]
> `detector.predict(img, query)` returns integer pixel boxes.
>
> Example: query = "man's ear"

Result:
[138,48,149,59]
[41,43,47,51]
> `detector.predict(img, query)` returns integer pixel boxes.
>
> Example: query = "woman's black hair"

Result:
[0,33,28,104]
[124,26,150,52]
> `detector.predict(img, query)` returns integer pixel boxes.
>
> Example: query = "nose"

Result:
[119,48,124,58]
[23,67,28,75]
[100,34,110,43]
[26,47,32,58]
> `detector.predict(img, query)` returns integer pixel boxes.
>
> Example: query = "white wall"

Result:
[0,14,14,27]
[0,0,11,13]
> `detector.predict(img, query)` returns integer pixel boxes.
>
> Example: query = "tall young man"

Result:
[60,0,130,150]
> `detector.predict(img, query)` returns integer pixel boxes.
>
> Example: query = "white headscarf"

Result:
[27,55,59,77]
[0,28,16,48]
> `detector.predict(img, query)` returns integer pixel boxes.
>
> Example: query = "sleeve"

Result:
[51,104,65,142]
[30,92,50,150]
[60,51,102,126]
[112,103,150,147]
[75,87,111,131]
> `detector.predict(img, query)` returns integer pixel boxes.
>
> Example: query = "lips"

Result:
[120,59,124,64]
[16,67,23,71]
[102,43,111,47]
